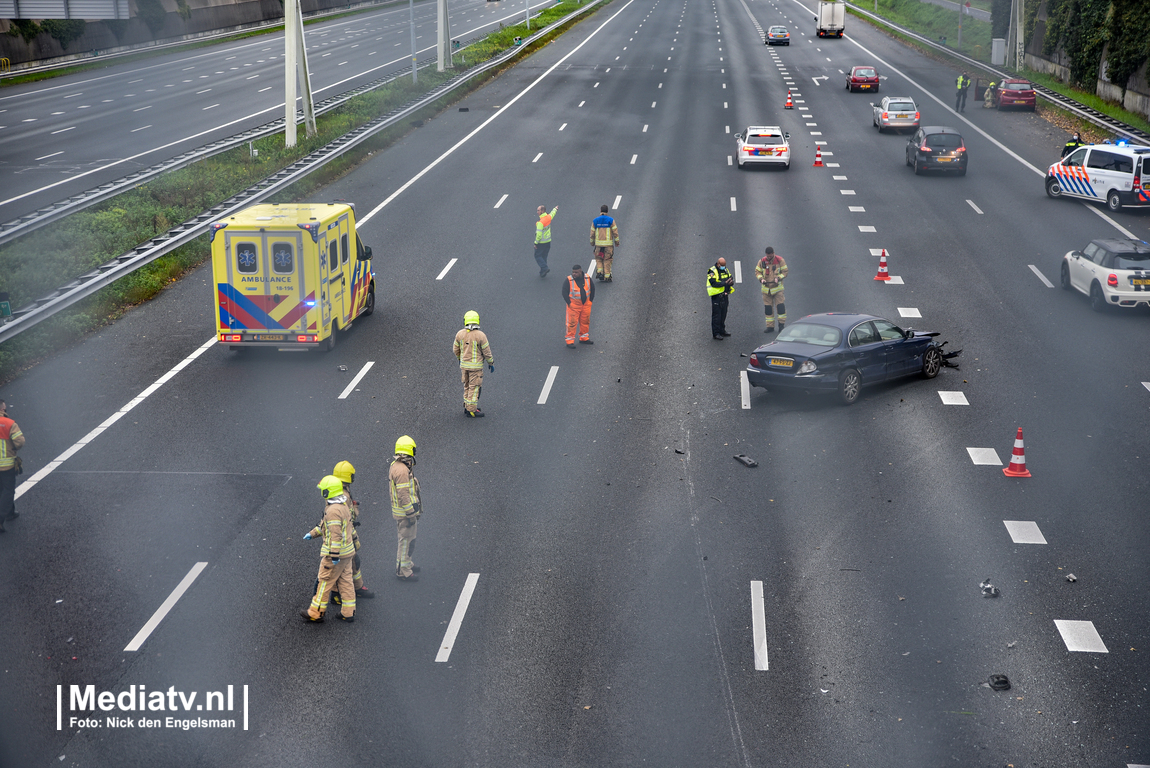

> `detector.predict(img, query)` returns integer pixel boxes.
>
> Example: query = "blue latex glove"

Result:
[331,557,340,565]
[303,533,312,540]
[488,364,495,373]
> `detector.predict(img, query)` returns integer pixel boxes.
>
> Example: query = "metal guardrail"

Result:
[0,18,517,247]
[843,1,1150,145]
[0,0,605,345]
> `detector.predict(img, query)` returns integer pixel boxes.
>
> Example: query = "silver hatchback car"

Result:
[871,96,920,133]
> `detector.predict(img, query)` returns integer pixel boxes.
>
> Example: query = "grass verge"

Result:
[847,0,992,63]
[0,0,607,383]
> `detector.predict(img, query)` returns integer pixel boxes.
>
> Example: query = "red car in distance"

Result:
[995,79,1036,110]
[846,66,879,93]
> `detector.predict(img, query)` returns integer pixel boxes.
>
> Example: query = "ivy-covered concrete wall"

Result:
[1025,0,1150,120]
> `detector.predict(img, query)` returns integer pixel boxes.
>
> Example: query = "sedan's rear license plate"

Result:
[936,157,953,162]
[253,334,284,341]
[896,114,909,118]
[769,358,793,367]
[1131,278,1150,286]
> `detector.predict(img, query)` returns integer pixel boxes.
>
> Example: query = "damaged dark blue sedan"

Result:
[745,313,959,405]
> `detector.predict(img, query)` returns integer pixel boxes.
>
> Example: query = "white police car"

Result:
[734,126,791,169]
[1045,141,1150,211]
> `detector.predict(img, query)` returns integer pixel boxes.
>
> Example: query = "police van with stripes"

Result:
[1045,141,1150,212]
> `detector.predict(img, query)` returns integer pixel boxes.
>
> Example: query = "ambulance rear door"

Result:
[221,228,307,339]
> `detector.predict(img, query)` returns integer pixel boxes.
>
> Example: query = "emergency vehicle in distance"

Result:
[210,202,375,351]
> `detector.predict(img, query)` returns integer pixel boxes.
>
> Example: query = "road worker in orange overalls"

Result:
[562,264,595,348]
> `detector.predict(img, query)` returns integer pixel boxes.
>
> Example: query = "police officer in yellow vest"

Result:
[707,258,735,340]
[534,205,557,277]
[1062,132,1084,158]
[955,72,972,112]
[453,311,494,418]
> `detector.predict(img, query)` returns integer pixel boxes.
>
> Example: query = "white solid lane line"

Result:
[494,193,508,209]
[750,581,768,670]
[16,337,217,500]
[1054,620,1108,653]
[897,307,920,317]
[338,361,375,399]
[436,573,480,662]
[436,258,458,280]
[966,199,984,214]
[966,447,1002,466]
[733,260,742,283]
[1003,520,1047,544]
[613,194,622,209]
[538,366,560,405]
[938,391,968,405]
[1028,264,1055,288]
[124,562,209,652]
[1143,382,1150,393]
[740,371,751,410]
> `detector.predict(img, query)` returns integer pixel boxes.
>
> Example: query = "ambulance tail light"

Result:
[1108,273,1118,287]
[297,334,313,342]
[221,334,241,342]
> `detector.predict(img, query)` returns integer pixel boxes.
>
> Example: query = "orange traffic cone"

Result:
[873,249,890,281]
[1003,427,1031,477]
[813,146,824,167]
[785,91,793,109]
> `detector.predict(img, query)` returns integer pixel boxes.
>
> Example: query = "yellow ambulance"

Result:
[210,202,375,351]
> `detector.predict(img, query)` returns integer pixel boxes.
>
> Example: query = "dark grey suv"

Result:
[905,126,968,176]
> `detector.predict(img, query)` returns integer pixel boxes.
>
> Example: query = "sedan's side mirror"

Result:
[904,329,915,339]
[735,132,743,140]
[784,132,790,140]
[869,102,875,107]
[1070,250,1082,259]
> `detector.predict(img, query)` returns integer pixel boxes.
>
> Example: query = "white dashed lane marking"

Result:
[750,580,768,669]
[124,562,209,652]
[436,259,458,280]
[338,361,376,399]
[559,123,567,131]
[1028,264,1055,288]
[532,153,543,163]
[436,573,480,662]
[1143,382,1150,393]
[730,197,737,212]
[897,307,920,317]
[833,175,848,180]
[538,366,560,405]
[1054,620,1108,653]
[840,190,855,195]
[1003,520,1047,544]
[613,195,622,209]
[848,206,865,212]
[630,154,637,164]
[938,391,968,405]
[494,194,508,208]
[858,226,876,232]
[966,199,984,214]
[966,447,1003,466]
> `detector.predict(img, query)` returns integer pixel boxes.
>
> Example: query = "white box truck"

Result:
[815,1,845,37]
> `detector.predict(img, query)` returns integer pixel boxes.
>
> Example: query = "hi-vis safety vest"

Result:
[957,75,969,90]
[706,265,733,297]
[535,207,557,244]
[568,275,592,304]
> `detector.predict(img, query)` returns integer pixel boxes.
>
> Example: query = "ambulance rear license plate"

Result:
[253,334,284,341]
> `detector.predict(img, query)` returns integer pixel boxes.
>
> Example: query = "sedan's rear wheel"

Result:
[921,347,942,379]
[913,156,923,175]
[1090,282,1108,313]
[1060,262,1071,291]
[1045,178,1063,198]
[839,369,861,405]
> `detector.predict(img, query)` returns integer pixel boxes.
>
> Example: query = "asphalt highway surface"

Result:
[0,0,553,222]
[1,0,1149,764]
